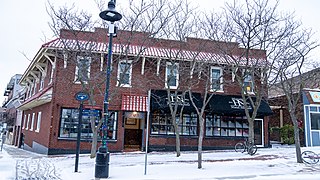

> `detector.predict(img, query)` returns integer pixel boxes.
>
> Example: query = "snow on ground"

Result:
[1,145,320,180]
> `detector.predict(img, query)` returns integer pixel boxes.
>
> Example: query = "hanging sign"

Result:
[75,91,89,102]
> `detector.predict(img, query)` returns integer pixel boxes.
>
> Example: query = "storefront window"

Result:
[59,108,118,140]
[151,113,198,135]
[311,113,320,130]
[206,115,248,137]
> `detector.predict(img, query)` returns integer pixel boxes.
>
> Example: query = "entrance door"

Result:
[254,119,264,147]
[124,118,142,150]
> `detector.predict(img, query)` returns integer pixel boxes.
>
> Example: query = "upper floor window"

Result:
[211,67,223,91]
[165,62,179,89]
[243,72,254,93]
[117,60,132,87]
[75,56,91,83]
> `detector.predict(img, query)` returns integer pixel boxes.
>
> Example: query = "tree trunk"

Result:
[248,118,255,143]
[90,128,98,159]
[198,117,204,169]
[175,126,181,157]
[290,114,303,163]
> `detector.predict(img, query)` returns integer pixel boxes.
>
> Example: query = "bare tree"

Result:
[270,27,318,162]
[203,0,318,163]
[46,0,194,158]
[47,1,105,158]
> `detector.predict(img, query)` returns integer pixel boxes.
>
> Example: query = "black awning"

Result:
[206,94,273,116]
[150,90,202,113]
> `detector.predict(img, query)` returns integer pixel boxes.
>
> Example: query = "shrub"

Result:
[279,124,295,145]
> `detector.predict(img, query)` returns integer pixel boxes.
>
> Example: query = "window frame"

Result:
[311,112,320,130]
[210,66,223,92]
[35,112,42,132]
[117,60,132,87]
[22,114,26,129]
[205,114,249,137]
[165,62,179,89]
[243,70,254,94]
[25,114,30,130]
[58,108,118,141]
[30,113,35,131]
[74,56,91,83]
[151,112,198,136]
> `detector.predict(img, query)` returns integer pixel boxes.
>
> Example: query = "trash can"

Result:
[95,147,110,179]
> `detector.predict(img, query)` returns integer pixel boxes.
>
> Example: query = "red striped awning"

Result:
[121,94,148,112]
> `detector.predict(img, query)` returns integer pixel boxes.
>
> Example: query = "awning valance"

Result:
[206,95,273,116]
[121,94,148,112]
[150,90,202,113]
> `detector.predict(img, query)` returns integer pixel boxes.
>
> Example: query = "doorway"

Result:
[123,112,145,151]
[254,119,264,147]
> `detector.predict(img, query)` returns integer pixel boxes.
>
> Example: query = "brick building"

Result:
[18,28,272,154]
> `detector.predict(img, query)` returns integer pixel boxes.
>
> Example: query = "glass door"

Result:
[254,119,264,147]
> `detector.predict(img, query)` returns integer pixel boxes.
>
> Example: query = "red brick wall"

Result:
[22,103,52,148]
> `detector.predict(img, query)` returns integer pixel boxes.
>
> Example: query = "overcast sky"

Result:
[1,0,319,104]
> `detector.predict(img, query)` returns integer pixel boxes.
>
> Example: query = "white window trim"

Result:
[26,114,30,130]
[22,114,26,129]
[165,62,179,89]
[243,70,254,94]
[74,56,91,84]
[35,112,42,133]
[116,60,132,87]
[210,66,224,92]
[30,113,35,131]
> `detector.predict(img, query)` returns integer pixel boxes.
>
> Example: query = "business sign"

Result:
[167,93,191,107]
[229,98,252,110]
[310,91,320,103]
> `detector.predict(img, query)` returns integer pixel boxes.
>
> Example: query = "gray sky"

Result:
[1,0,319,104]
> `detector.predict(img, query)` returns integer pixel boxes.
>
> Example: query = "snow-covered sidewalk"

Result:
[1,145,320,179]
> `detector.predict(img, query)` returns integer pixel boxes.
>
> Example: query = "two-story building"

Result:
[18,27,272,154]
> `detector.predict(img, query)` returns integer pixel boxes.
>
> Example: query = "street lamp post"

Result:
[95,0,122,179]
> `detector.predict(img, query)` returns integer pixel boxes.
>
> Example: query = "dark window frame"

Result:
[58,107,118,141]
[206,114,249,137]
[151,112,198,136]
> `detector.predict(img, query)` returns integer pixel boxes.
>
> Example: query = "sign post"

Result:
[74,91,89,172]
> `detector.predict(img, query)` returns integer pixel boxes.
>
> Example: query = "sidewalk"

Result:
[0,144,44,180]
[2,144,43,159]
[1,144,320,179]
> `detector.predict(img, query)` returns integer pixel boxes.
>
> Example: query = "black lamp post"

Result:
[95,0,122,179]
